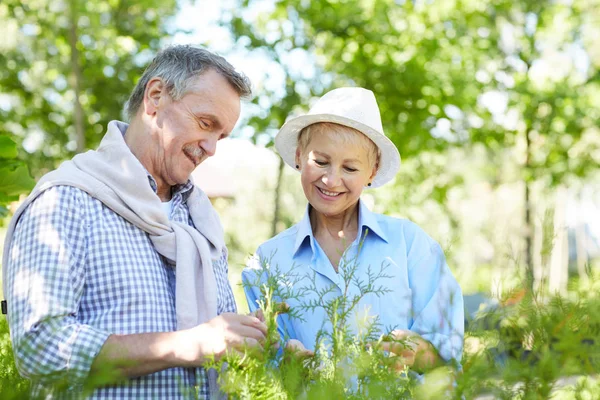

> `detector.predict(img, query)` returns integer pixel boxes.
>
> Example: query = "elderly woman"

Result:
[243,87,463,371]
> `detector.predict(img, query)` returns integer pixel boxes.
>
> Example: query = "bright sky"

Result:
[168,1,290,142]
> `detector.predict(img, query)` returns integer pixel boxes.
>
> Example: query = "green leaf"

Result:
[0,164,35,201]
[0,135,18,159]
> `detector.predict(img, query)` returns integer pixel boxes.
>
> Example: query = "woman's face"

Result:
[296,129,376,219]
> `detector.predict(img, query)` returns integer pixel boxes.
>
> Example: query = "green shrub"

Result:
[1,261,598,399]
[0,317,30,399]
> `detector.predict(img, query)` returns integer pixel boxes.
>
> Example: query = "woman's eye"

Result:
[315,160,327,166]
[345,167,358,172]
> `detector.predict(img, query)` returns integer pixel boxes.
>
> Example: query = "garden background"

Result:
[1,0,599,398]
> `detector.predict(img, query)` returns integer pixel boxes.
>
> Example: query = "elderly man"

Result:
[2,45,267,399]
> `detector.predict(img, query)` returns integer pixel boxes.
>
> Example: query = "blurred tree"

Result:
[222,0,600,289]
[466,0,600,288]
[0,135,34,219]
[0,0,179,177]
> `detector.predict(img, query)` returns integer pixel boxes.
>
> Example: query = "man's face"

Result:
[150,69,241,187]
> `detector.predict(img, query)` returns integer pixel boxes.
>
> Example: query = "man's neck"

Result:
[124,118,172,202]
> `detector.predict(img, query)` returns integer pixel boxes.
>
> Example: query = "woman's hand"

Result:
[378,329,442,373]
[282,338,314,369]
[285,339,314,359]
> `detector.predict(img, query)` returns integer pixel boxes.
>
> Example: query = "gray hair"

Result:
[126,45,252,120]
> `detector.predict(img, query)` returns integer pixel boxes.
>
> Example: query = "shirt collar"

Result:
[292,199,389,256]
[293,205,315,256]
[357,199,389,244]
[146,174,194,199]
[114,120,195,200]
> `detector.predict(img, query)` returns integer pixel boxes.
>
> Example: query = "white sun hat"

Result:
[274,87,401,188]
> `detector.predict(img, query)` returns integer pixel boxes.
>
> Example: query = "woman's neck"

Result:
[310,202,360,242]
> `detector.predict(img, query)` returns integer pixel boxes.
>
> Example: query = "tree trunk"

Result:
[271,157,285,237]
[68,0,86,153]
[524,130,534,291]
[548,187,568,295]
[575,191,589,283]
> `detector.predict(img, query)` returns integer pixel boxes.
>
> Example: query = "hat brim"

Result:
[274,113,401,188]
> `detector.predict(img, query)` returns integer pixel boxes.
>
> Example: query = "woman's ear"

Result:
[143,77,165,116]
[369,161,379,182]
[295,147,302,169]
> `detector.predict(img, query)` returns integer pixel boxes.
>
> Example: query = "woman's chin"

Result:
[309,201,358,219]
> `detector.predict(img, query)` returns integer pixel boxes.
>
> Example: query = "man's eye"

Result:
[199,120,210,129]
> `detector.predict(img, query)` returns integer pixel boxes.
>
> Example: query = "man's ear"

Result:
[143,77,165,116]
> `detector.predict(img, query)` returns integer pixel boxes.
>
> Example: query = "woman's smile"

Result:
[316,186,343,198]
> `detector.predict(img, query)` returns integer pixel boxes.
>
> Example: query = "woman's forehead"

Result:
[307,134,370,158]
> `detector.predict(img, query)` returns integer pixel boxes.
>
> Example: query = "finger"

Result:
[288,346,314,357]
[234,324,268,342]
[379,341,393,353]
[253,309,265,322]
[380,341,409,357]
[226,312,263,326]
[241,336,263,352]
[289,349,314,359]
[285,340,314,357]
[228,337,264,356]
[393,358,408,372]
[390,329,412,340]
[239,315,269,336]
[285,339,305,351]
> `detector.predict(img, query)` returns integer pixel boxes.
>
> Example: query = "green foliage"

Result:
[225,0,600,187]
[0,134,35,218]
[215,250,425,399]
[0,0,179,177]
[0,318,30,399]
[0,242,598,398]
[460,282,600,399]
[212,250,599,399]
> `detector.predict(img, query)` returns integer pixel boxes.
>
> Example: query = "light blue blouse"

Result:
[242,200,464,362]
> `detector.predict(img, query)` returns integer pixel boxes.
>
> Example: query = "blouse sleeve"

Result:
[406,229,464,362]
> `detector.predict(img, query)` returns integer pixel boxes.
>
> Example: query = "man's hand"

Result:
[178,312,268,366]
[249,308,265,322]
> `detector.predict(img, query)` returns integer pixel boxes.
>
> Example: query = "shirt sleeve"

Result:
[242,251,296,342]
[406,227,464,363]
[214,248,237,314]
[5,186,110,387]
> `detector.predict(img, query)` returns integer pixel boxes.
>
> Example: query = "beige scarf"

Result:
[2,120,224,331]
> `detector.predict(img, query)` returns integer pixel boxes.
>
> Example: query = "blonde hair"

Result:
[297,122,380,168]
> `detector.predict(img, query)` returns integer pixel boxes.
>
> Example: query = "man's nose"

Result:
[202,137,218,157]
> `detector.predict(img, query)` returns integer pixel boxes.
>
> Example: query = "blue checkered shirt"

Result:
[5,178,237,399]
